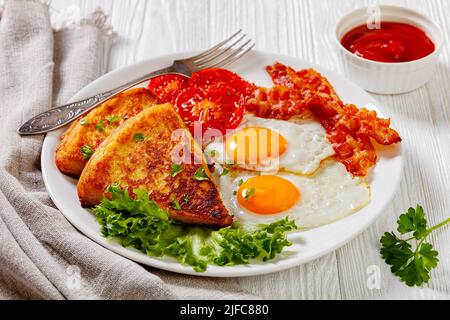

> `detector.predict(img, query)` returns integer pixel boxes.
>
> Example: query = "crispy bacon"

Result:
[245,62,402,176]
[245,86,319,120]
[340,104,402,145]
[329,127,377,177]
[308,101,378,176]
[266,63,341,103]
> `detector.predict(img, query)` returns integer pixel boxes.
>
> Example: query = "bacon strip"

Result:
[245,86,319,120]
[245,62,402,176]
[266,63,342,103]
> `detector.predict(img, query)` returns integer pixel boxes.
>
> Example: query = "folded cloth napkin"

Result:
[0,0,256,300]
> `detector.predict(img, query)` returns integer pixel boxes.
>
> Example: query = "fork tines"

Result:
[192,30,255,69]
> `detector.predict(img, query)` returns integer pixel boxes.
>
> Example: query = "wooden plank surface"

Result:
[39,0,450,299]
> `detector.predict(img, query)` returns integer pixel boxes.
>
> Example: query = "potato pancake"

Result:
[56,88,158,177]
[77,103,233,228]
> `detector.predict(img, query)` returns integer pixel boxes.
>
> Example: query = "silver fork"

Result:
[18,30,255,135]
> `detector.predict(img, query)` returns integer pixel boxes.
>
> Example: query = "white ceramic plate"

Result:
[41,50,403,277]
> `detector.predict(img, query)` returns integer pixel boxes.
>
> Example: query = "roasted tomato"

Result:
[189,68,256,96]
[149,69,255,136]
[147,74,189,103]
[173,83,245,134]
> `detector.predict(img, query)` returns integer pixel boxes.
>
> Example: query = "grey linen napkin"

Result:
[0,0,256,300]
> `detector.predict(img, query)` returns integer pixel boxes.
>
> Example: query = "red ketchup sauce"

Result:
[341,22,435,63]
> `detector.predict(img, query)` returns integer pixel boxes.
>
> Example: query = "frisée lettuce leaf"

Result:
[93,184,297,272]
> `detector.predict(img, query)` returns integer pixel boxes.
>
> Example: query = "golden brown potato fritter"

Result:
[56,88,158,177]
[77,103,233,228]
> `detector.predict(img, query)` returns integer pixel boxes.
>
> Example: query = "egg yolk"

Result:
[226,127,287,165]
[237,175,300,215]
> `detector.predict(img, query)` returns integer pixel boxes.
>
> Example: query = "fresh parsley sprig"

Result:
[380,205,450,287]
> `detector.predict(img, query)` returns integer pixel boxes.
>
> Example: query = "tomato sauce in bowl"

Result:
[341,22,435,63]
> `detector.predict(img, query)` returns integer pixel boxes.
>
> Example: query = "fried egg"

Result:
[214,160,370,229]
[205,115,335,175]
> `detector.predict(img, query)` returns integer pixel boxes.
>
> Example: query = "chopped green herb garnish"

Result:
[80,118,89,126]
[170,164,184,177]
[193,167,209,181]
[233,191,237,196]
[133,133,145,141]
[80,145,94,160]
[380,205,450,287]
[244,186,255,202]
[172,198,181,210]
[106,115,119,123]
[183,195,190,204]
[209,150,217,157]
[237,178,243,186]
[220,168,229,176]
[95,119,104,131]
[93,185,297,272]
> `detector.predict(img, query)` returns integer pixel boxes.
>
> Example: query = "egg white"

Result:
[205,115,335,175]
[214,160,371,229]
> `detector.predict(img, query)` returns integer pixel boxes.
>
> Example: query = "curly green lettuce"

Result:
[93,184,297,272]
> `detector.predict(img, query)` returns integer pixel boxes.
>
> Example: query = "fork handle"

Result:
[17,67,174,135]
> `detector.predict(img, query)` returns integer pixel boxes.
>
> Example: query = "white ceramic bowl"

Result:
[335,5,443,94]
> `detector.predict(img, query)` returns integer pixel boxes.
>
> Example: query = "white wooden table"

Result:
[49,0,450,299]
